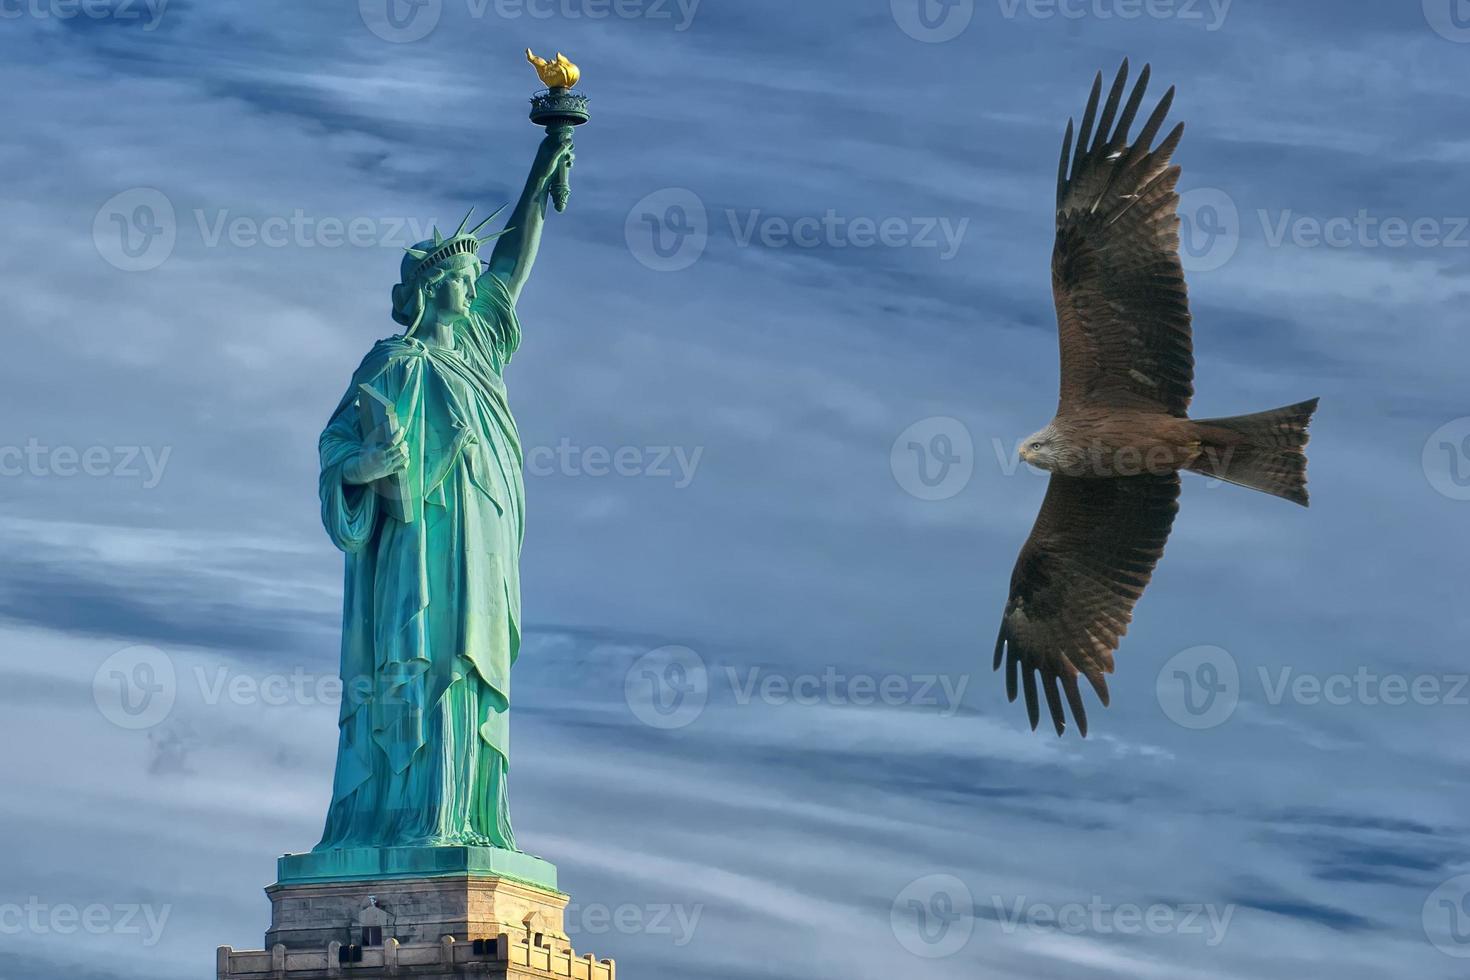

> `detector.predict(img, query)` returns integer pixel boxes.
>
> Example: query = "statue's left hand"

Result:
[533,134,575,186]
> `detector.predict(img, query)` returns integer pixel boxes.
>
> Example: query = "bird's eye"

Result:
[1031,442,1043,451]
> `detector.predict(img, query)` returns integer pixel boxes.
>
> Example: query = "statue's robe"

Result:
[314,271,524,850]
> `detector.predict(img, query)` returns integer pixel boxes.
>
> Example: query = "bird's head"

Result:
[1019,426,1064,472]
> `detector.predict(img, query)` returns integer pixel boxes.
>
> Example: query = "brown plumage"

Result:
[993,61,1319,737]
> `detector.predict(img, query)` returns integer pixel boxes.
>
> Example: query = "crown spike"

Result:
[467,203,507,238]
[477,226,514,246]
[453,207,474,238]
[432,226,444,245]
[405,246,429,259]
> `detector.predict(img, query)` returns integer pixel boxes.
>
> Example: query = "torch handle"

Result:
[544,123,574,213]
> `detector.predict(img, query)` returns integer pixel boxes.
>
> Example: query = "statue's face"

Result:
[432,261,477,318]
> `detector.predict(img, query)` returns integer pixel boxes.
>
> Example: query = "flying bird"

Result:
[993,61,1318,738]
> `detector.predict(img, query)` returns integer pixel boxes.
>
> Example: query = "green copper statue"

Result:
[312,92,578,854]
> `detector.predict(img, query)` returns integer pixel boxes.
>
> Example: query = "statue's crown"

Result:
[404,206,510,283]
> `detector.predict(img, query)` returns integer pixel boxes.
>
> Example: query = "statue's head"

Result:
[391,206,509,335]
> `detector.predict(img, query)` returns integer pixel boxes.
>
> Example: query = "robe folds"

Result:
[314,272,526,850]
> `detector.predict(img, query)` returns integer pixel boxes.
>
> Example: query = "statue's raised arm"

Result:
[484,134,574,304]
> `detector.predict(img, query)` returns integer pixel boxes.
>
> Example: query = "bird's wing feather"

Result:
[1053,61,1194,418]
[994,473,1180,736]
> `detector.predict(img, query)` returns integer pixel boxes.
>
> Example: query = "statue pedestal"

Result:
[216,847,616,979]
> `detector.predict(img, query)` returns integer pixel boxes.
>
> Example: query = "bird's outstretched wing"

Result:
[994,473,1180,736]
[1053,60,1194,418]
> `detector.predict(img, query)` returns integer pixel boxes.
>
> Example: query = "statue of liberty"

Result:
[312,128,574,854]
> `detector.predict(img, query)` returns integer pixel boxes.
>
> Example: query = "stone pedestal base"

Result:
[215,846,616,978]
[265,872,570,951]
[217,934,615,979]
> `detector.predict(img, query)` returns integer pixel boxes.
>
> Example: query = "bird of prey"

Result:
[993,61,1318,738]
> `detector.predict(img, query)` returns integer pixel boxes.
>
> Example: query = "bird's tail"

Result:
[1185,398,1319,506]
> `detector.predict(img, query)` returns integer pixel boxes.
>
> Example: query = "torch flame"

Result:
[526,49,580,89]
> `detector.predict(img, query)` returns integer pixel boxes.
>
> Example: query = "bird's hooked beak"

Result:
[1018,444,1034,464]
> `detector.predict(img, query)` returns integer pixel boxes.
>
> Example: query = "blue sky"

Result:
[3,0,1470,977]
